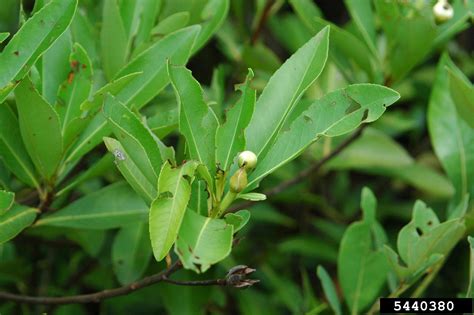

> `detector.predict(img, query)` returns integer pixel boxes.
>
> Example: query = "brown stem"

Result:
[250,0,276,45]
[0,261,181,305]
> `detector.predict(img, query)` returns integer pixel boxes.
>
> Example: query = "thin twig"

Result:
[162,277,227,287]
[0,261,181,305]
[250,0,276,45]
[227,127,366,213]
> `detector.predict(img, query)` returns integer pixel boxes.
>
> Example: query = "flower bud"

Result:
[238,151,257,170]
[433,0,453,23]
[230,168,248,193]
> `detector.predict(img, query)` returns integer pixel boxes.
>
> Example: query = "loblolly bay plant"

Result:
[0,0,472,314]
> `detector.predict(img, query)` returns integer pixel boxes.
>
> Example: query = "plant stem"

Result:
[212,191,237,218]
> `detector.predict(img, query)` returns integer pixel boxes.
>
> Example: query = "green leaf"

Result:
[317,266,342,315]
[374,0,436,82]
[115,25,200,109]
[238,192,266,201]
[0,191,14,215]
[216,69,255,171]
[56,154,114,197]
[0,32,10,44]
[103,94,163,185]
[467,236,474,298]
[428,54,474,203]
[0,104,39,188]
[149,161,198,261]
[290,3,374,79]
[35,182,148,229]
[112,223,152,285]
[327,128,454,198]
[0,0,78,89]
[168,65,219,175]
[104,137,157,203]
[152,12,190,36]
[192,0,229,54]
[224,209,250,232]
[175,210,233,273]
[448,65,474,129]
[56,43,93,147]
[101,0,128,80]
[14,77,63,179]
[344,0,377,58]
[245,26,329,158]
[338,188,388,314]
[39,30,72,105]
[189,180,208,216]
[0,205,38,244]
[147,106,179,138]
[79,72,141,113]
[396,200,465,272]
[133,0,163,49]
[249,84,399,187]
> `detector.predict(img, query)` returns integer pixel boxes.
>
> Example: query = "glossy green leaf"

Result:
[39,30,72,104]
[56,154,114,197]
[0,32,10,44]
[338,188,388,314]
[56,43,93,147]
[428,54,474,203]
[149,161,198,261]
[152,12,190,36]
[396,200,465,272]
[0,105,39,188]
[317,266,342,315]
[344,0,377,57]
[0,0,78,89]
[224,209,250,232]
[189,180,208,216]
[115,25,200,109]
[327,128,454,198]
[101,0,128,80]
[192,0,229,54]
[104,94,163,185]
[147,106,179,138]
[168,65,218,175]
[64,114,111,164]
[70,10,100,66]
[175,210,233,273]
[14,77,63,179]
[249,84,399,187]
[468,236,474,298]
[79,72,141,113]
[245,26,329,158]
[0,191,14,215]
[290,3,374,79]
[104,137,157,203]
[448,65,474,129]
[134,0,163,48]
[374,0,436,82]
[35,182,148,229]
[0,205,38,244]
[216,69,255,171]
[112,223,152,285]
[238,192,266,201]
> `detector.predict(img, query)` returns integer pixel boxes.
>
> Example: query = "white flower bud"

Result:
[433,0,454,23]
[238,151,257,170]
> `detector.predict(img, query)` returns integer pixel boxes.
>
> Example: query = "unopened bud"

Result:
[230,168,248,193]
[238,151,257,170]
[433,0,453,23]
